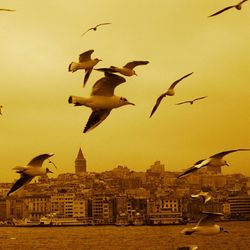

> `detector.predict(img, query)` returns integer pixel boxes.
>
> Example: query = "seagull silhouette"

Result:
[176,96,207,105]
[0,8,15,12]
[68,50,102,87]
[81,23,111,36]
[191,191,212,204]
[181,212,228,235]
[149,72,193,118]
[176,246,198,250]
[0,105,3,115]
[95,60,149,77]
[208,0,248,17]
[178,149,250,178]
[68,72,135,133]
[7,153,54,196]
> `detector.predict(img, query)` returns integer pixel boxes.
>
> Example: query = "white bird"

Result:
[176,246,198,250]
[176,96,207,105]
[68,50,102,87]
[178,149,250,178]
[208,0,248,17]
[95,60,149,77]
[191,191,212,204]
[7,153,54,196]
[0,8,15,12]
[0,105,3,115]
[181,212,228,235]
[68,72,135,133]
[81,22,111,36]
[149,72,193,118]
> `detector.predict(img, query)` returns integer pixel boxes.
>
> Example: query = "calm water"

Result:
[0,221,250,250]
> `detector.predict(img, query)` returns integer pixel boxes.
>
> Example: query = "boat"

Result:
[115,212,129,226]
[13,218,40,227]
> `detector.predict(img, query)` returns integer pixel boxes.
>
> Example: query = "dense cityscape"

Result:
[0,148,250,226]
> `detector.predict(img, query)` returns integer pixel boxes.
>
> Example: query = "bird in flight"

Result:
[176,96,207,105]
[95,60,149,77]
[191,191,212,204]
[68,49,102,87]
[178,149,250,178]
[208,0,248,17]
[181,211,228,235]
[68,72,135,133]
[0,105,3,115]
[149,72,193,118]
[0,8,15,12]
[81,23,111,36]
[7,153,54,196]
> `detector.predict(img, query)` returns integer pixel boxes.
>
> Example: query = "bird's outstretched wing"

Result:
[176,100,191,105]
[84,109,111,133]
[79,50,94,62]
[168,72,193,91]
[124,61,149,69]
[95,22,111,28]
[91,72,126,96]
[7,173,33,196]
[95,67,117,74]
[193,96,207,102]
[0,8,15,11]
[177,166,199,178]
[210,149,250,159]
[208,6,235,17]
[149,93,167,118]
[197,212,223,227]
[84,68,93,87]
[27,153,54,167]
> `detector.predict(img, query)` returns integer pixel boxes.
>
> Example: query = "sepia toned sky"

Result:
[0,0,250,182]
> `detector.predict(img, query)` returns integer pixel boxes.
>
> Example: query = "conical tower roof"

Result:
[76,147,85,159]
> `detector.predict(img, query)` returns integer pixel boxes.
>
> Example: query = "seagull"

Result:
[191,191,212,204]
[68,72,135,133]
[68,50,102,87]
[176,96,207,105]
[181,211,228,235]
[7,153,54,196]
[208,0,248,17]
[95,61,149,77]
[149,72,193,118]
[0,8,15,12]
[176,246,198,250]
[0,105,3,115]
[81,22,111,36]
[178,149,250,178]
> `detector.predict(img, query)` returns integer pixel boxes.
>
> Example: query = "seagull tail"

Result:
[68,95,88,106]
[68,62,79,72]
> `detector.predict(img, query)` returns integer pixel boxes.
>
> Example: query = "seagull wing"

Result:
[177,166,199,178]
[80,28,94,37]
[123,61,149,69]
[91,72,126,96]
[83,68,93,87]
[0,8,15,11]
[95,67,117,73]
[175,100,191,105]
[193,96,208,102]
[208,6,234,17]
[84,109,111,133]
[210,149,250,159]
[7,173,33,196]
[168,72,193,91]
[149,93,167,118]
[27,153,54,167]
[197,212,223,226]
[79,49,94,62]
[96,22,111,28]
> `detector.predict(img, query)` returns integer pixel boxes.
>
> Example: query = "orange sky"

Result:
[0,0,249,182]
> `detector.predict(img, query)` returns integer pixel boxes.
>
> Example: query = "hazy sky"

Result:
[1,0,250,182]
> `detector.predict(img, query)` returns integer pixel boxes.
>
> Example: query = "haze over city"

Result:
[0,0,250,183]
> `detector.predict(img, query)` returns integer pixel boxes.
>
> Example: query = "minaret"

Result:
[75,148,87,175]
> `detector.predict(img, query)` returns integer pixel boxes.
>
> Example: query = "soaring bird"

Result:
[176,246,198,250]
[181,212,228,235]
[149,72,193,118]
[191,191,212,204]
[68,72,135,133]
[208,0,248,17]
[95,60,149,77]
[7,153,54,196]
[0,8,15,12]
[0,105,3,115]
[68,50,102,87]
[81,22,111,36]
[178,149,250,178]
[176,96,207,105]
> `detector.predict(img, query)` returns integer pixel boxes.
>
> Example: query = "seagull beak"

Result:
[128,102,135,106]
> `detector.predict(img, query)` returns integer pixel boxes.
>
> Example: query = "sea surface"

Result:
[0,221,250,250]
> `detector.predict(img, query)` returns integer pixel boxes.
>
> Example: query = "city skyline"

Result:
[1,0,250,183]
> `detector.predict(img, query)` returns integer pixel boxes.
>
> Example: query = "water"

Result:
[0,221,250,250]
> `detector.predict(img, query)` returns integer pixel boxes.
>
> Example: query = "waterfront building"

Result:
[75,147,87,176]
[73,199,86,218]
[0,198,7,220]
[149,161,165,174]
[227,195,250,219]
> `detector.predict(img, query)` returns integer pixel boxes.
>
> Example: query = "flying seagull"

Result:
[181,211,228,235]
[0,105,3,115]
[0,8,15,12]
[208,0,248,17]
[178,149,250,178]
[149,72,193,118]
[7,153,54,196]
[68,72,135,133]
[68,49,102,87]
[176,246,198,250]
[95,60,149,77]
[176,96,207,105]
[191,191,212,204]
[81,23,111,36]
